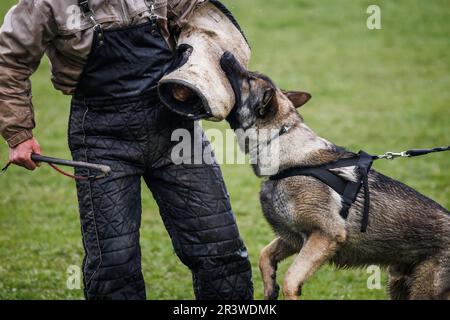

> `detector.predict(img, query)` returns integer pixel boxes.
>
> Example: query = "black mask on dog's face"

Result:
[220,52,277,130]
[221,51,312,131]
[220,52,248,130]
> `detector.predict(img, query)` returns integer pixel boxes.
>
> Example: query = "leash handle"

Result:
[0,154,111,181]
[31,154,111,176]
[0,161,11,177]
[30,154,111,180]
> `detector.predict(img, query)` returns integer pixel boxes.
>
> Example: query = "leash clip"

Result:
[378,151,409,160]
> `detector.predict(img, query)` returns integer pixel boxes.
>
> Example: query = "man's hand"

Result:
[8,137,41,170]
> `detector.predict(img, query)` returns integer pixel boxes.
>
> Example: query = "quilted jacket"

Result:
[0,0,207,147]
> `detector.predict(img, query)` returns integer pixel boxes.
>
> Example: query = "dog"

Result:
[220,52,450,300]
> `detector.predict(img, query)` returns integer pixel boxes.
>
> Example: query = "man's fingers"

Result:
[12,153,36,170]
[32,143,42,167]
[22,157,37,170]
[33,138,41,153]
[8,137,41,171]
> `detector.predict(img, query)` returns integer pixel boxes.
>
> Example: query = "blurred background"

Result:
[0,0,448,299]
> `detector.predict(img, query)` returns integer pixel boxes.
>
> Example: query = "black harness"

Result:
[270,146,450,233]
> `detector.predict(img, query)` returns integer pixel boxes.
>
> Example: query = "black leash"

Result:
[1,154,111,181]
[0,162,11,177]
[271,145,450,233]
[376,146,450,160]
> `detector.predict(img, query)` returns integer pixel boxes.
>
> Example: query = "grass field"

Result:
[0,0,448,300]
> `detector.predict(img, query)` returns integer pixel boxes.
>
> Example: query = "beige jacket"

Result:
[0,0,206,147]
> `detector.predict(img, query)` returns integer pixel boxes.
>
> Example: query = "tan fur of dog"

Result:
[220,52,450,300]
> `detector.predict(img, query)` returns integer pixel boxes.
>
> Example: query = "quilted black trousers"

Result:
[69,91,253,299]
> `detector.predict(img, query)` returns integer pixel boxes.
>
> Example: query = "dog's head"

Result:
[220,51,311,131]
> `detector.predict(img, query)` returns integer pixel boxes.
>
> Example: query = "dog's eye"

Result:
[263,90,274,107]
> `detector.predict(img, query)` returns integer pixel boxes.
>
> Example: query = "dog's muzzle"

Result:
[158,1,251,121]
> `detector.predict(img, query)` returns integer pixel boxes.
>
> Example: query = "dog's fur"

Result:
[221,53,450,300]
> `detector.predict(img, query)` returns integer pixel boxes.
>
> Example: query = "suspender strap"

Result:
[78,0,91,14]
[77,0,104,45]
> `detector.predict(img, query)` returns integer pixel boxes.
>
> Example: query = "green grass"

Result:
[0,0,449,300]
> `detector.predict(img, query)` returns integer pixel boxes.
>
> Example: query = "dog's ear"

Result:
[282,91,312,108]
[257,88,277,117]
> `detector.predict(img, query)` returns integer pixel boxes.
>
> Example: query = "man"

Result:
[0,0,253,300]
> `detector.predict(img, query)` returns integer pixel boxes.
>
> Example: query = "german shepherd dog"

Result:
[220,52,450,300]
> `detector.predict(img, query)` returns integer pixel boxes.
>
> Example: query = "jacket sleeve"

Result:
[0,1,56,147]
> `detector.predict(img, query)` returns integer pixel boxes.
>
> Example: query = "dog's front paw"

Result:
[264,283,280,300]
[283,285,303,300]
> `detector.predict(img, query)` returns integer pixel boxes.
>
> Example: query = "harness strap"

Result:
[338,152,374,229]
[270,151,375,233]
[360,166,370,232]
[272,166,347,194]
